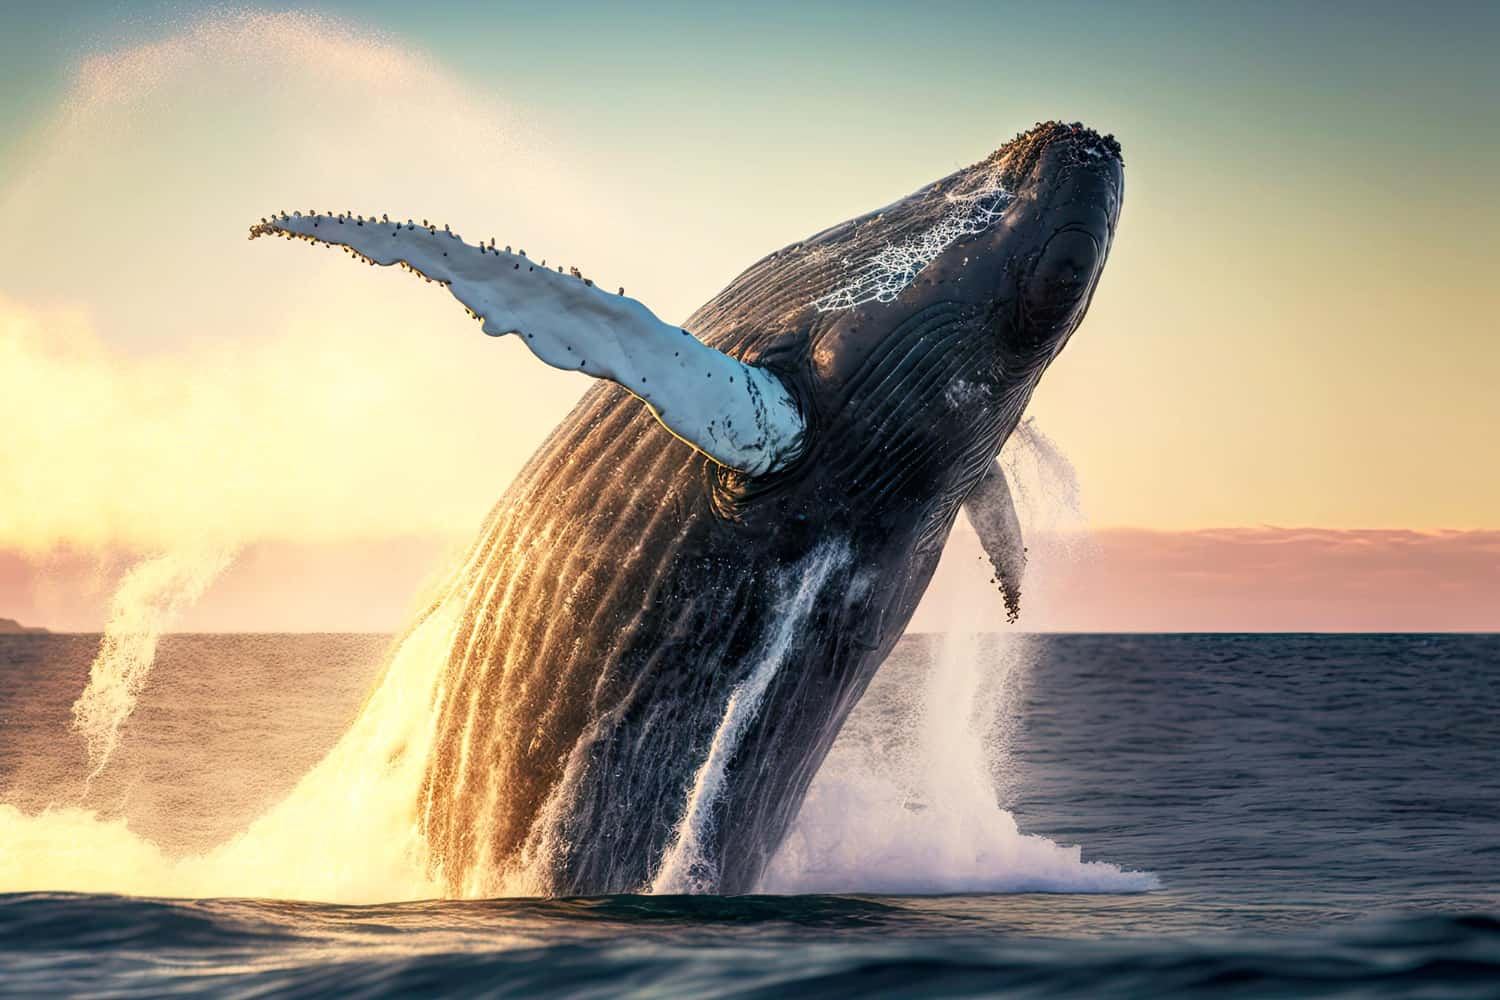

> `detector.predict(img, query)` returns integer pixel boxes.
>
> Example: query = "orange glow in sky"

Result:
[1,9,1495,631]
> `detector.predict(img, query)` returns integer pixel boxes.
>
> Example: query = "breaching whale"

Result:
[251,121,1123,895]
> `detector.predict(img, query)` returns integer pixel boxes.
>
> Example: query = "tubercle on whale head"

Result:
[806,122,1122,421]
[997,122,1124,361]
[875,121,1121,357]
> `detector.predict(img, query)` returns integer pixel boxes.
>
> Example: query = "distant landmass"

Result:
[0,617,48,635]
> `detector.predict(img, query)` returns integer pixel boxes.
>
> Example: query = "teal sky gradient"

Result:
[5,2,1493,190]
[1,1,1496,531]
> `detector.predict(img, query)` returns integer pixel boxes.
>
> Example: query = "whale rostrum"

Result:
[248,215,805,476]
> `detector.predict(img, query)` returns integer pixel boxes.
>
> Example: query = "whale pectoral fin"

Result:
[964,460,1026,623]
[249,213,805,475]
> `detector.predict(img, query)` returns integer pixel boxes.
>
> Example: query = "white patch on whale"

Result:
[649,541,849,894]
[814,168,1014,312]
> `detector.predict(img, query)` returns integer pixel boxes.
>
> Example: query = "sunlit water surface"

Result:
[2,633,1497,997]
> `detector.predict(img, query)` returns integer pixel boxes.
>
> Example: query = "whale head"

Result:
[804,120,1122,389]
[711,122,1122,520]
[980,120,1124,356]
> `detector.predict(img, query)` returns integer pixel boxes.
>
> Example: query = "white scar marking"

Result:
[814,166,1014,312]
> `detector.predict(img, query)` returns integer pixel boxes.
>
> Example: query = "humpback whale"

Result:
[251,121,1123,895]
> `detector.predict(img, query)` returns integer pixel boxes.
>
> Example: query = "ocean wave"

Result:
[3,893,1497,999]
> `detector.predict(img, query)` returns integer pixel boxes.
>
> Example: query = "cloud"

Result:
[0,11,612,556]
[0,291,564,553]
[914,526,1500,633]
[7,526,1495,634]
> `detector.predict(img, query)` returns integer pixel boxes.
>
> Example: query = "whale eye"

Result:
[1023,228,1100,330]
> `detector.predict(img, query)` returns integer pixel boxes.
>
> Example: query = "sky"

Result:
[0,1,1495,631]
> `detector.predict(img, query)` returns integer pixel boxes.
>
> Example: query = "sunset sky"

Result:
[1,2,1495,631]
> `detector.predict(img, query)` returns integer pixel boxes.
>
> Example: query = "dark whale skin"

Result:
[416,122,1124,895]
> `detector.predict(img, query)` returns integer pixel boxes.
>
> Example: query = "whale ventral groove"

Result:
[252,120,1123,895]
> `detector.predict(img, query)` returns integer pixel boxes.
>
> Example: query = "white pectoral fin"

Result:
[250,212,805,475]
[964,459,1026,622]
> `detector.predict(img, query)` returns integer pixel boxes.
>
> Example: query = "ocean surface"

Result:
[1,632,1497,997]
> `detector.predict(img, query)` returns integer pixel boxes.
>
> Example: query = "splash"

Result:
[762,629,1156,893]
[1003,417,1085,530]
[0,578,463,901]
[0,413,1147,902]
[763,440,1152,893]
[0,497,1151,902]
[71,544,235,778]
[2,6,592,781]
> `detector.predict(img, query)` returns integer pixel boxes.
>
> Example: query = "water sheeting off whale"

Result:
[253,121,1123,895]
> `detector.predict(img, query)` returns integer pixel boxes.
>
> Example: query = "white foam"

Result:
[763,420,1152,894]
[763,630,1157,894]
[0,591,462,901]
[71,543,236,779]
[763,422,1151,894]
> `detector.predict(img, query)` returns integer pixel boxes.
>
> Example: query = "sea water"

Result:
[1,633,1497,997]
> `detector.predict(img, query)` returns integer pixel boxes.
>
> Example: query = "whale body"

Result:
[254,121,1123,894]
